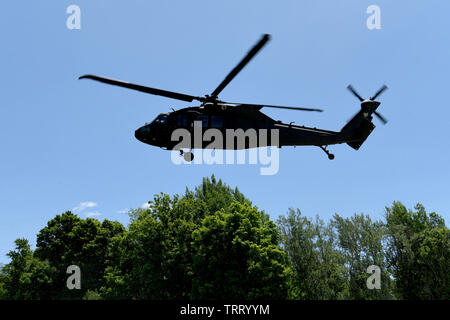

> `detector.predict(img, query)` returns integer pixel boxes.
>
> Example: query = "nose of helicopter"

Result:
[134,125,149,142]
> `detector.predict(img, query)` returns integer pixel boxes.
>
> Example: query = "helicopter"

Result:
[79,34,388,161]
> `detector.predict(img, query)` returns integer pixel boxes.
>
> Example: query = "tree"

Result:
[0,263,6,299]
[385,202,450,299]
[191,202,291,299]
[278,209,347,299]
[1,176,448,301]
[102,193,198,299]
[1,239,55,299]
[332,213,394,299]
[34,212,125,299]
[102,175,291,299]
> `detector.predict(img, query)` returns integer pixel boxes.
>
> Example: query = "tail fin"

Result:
[340,111,376,150]
[340,84,388,150]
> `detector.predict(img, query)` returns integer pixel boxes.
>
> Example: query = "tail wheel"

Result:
[319,146,335,160]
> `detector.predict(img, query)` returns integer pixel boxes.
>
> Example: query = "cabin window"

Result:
[211,116,223,128]
[196,115,209,127]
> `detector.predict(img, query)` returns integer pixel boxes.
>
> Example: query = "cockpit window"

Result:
[155,114,168,124]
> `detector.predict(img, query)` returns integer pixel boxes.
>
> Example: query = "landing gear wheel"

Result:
[319,146,335,160]
[183,151,194,162]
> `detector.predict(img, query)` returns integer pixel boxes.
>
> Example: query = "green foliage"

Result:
[191,175,251,214]
[385,202,450,299]
[191,202,291,299]
[82,290,102,300]
[0,264,7,299]
[33,212,125,299]
[0,176,448,300]
[102,175,290,299]
[102,193,198,299]
[331,213,394,299]
[0,282,6,300]
[278,210,348,299]
[1,239,55,299]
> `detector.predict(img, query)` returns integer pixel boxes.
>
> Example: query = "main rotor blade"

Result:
[227,103,323,112]
[347,85,364,102]
[374,111,388,124]
[210,34,271,98]
[370,85,388,100]
[79,74,205,103]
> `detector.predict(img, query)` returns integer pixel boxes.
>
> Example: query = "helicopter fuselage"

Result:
[134,105,348,151]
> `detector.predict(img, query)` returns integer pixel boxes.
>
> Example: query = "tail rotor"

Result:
[347,84,389,124]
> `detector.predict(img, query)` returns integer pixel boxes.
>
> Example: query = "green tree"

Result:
[278,209,347,299]
[332,213,394,299]
[1,239,55,299]
[191,202,291,299]
[2,175,448,301]
[192,175,250,214]
[34,212,125,299]
[102,193,198,299]
[0,263,6,299]
[385,202,450,299]
[102,175,291,299]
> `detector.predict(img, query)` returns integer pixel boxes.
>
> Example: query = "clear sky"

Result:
[1,1,449,263]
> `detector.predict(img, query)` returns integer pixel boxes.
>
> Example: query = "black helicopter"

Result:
[79,34,388,161]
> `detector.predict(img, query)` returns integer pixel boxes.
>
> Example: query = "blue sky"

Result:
[1,1,449,263]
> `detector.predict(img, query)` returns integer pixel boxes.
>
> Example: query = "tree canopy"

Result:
[0,176,448,300]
